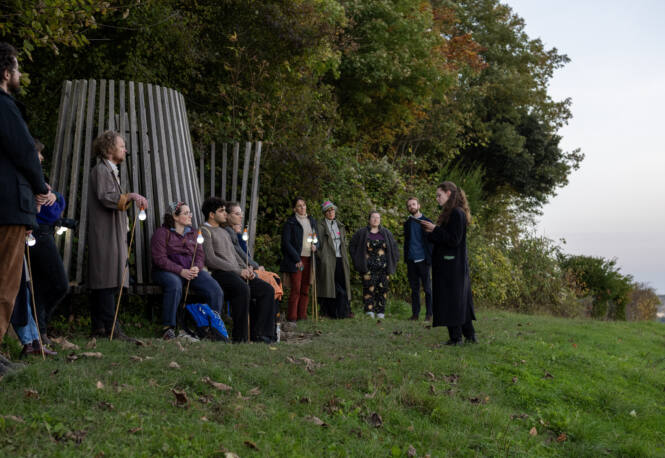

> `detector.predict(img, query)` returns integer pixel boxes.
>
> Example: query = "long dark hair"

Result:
[436,181,471,226]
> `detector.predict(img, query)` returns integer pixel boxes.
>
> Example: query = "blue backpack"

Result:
[184,303,229,342]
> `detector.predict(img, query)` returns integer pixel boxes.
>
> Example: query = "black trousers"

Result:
[447,321,475,342]
[406,260,432,318]
[211,270,275,342]
[320,257,350,319]
[89,288,117,332]
[31,228,69,332]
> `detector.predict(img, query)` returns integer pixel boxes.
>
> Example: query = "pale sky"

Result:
[505,0,665,293]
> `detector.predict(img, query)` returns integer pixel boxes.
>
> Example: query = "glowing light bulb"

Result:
[313,234,318,244]
[138,207,147,221]
[26,233,36,246]
[242,228,249,241]
[56,226,67,235]
[196,230,204,244]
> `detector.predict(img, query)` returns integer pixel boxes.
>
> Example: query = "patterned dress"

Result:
[363,233,389,314]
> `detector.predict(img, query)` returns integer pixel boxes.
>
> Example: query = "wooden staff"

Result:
[109,207,141,342]
[25,239,45,360]
[309,232,319,322]
[242,227,250,342]
[182,229,203,307]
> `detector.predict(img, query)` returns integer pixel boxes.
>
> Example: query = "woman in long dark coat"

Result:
[419,181,476,345]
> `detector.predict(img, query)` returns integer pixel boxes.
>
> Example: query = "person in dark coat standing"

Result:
[403,197,433,321]
[349,211,399,319]
[0,42,50,368]
[87,131,147,340]
[316,200,352,318]
[280,197,318,322]
[419,182,476,345]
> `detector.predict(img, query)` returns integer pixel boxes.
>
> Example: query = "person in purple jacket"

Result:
[151,201,223,340]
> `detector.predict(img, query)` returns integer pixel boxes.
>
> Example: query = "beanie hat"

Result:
[321,200,337,213]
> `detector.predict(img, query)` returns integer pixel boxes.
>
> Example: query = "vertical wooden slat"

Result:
[107,80,115,131]
[97,80,107,137]
[231,142,240,202]
[199,152,204,198]
[128,82,145,283]
[75,81,97,285]
[221,143,228,200]
[146,84,168,215]
[56,80,81,206]
[175,92,200,227]
[118,81,129,190]
[138,83,157,283]
[50,80,72,189]
[240,141,252,213]
[154,85,173,204]
[163,88,186,208]
[209,143,216,198]
[248,141,262,254]
[63,80,88,274]
[169,89,193,219]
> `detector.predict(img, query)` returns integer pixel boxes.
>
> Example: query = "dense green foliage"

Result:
[2,309,664,456]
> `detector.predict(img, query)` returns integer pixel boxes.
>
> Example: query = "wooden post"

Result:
[247,141,262,254]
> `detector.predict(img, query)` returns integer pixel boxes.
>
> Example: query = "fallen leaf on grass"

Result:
[62,430,87,444]
[24,389,39,399]
[364,389,377,399]
[407,425,414,431]
[510,413,529,420]
[300,357,319,373]
[201,416,209,422]
[443,374,459,384]
[176,341,186,352]
[1,415,24,422]
[629,410,637,417]
[286,356,297,364]
[529,427,538,436]
[198,395,213,404]
[424,371,436,381]
[96,381,104,389]
[512,377,518,384]
[469,396,490,405]
[244,440,259,450]
[224,453,240,458]
[407,445,417,457]
[148,379,158,387]
[135,339,146,347]
[86,338,97,349]
[130,356,143,362]
[81,352,103,358]
[248,387,261,396]
[305,415,328,427]
[168,361,181,369]
[556,433,567,442]
[97,401,114,410]
[202,376,232,391]
[368,412,383,428]
[543,372,554,379]
[236,391,249,401]
[172,389,188,407]
[128,427,142,434]
[52,337,79,350]
[429,385,436,395]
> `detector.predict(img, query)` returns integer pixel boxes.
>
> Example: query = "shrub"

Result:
[625,283,660,321]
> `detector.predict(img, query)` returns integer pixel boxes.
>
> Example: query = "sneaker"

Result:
[377,313,385,319]
[366,312,375,318]
[177,330,200,343]
[29,340,57,357]
[109,327,138,343]
[162,328,176,340]
[40,333,54,347]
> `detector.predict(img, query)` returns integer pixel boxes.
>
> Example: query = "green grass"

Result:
[1,302,664,457]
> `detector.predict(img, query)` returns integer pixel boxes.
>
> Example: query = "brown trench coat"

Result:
[315,218,351,300]
[87,160,131,289]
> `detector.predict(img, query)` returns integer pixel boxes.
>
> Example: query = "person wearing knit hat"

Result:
[315,200,352,318]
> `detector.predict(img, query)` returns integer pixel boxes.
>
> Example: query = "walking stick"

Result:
[242,227,250,341]
[25,235,45,360]
[110,206,144,342]
[308,232,319,322]
[182,230,204,307]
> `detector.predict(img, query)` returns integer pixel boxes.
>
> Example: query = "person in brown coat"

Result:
[87,130,147,339]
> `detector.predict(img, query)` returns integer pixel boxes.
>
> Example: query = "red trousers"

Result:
[0,226,27,342]
[287,256,311,321]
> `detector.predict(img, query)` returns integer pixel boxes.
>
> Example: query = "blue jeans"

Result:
[153,269,223,327]
[16,287,39,345]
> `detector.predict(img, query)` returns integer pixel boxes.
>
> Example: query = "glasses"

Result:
[180,211,192,216]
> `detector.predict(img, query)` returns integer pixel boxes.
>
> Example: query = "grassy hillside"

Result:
[1,305,663,457]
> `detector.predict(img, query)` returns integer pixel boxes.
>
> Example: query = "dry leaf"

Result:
[224,453,240,458]
[1,415,24,422]
[305,415,328,427]
[236,391,249,401]
[63,430,87,444]
[80,352,103,358]
[135,339,146,347]
[556,433,567,442]
[443,374,459,384]
[176,341,186,352]
[172,388,188,407]
[248,387,261,396]
[286,356,297,364]
[407,425,414,432]
[510,413,529,420]
[407,445,417,457]
[86,338,97,349]
[169,361,181,369]
[629,410,637,417]
[202,376,232,391]
[128,427,142,434]
[369,412,383,428]
[148,379,158,387]
[24,389,39,399]
[244,440,259,450]
[512,377,518,383]
[529,427,538,436]
[52,337,79,350]
[364,389,377,399]
[429,385,436,395]
[424,371,436,381]
[96,381,104,389]
[543,372,554,379]
[97,401,114,410]
[201,416,209,422]
[130,355,143,362]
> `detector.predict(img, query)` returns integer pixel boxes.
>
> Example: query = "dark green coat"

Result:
[315,218,351,300]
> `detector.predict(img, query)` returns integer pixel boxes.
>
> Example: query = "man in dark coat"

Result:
[87,130,147,339]
[0,43,50,362]
[403,197,433,321]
